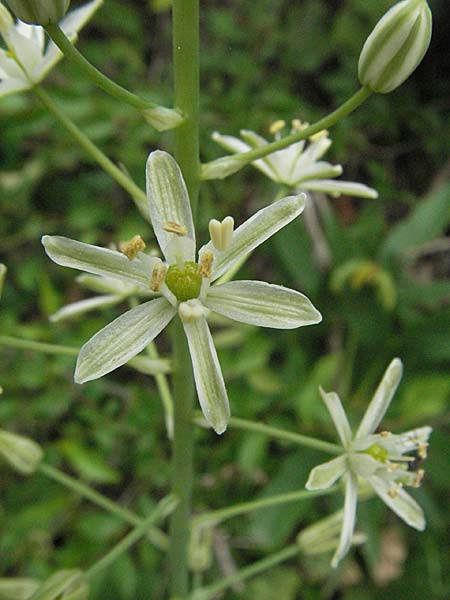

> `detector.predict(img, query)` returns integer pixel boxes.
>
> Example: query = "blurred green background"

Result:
[0,0,449,598]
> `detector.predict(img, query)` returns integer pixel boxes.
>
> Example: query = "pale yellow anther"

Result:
[163,221,187,237]
[291,119,309,132]
[418,442,428,459]
[412,469,425,488]
[269,120,286,135]
[388,486,399,499]
[178,301,205,323]
[380,431,391,438]
[309,129,329,143]
[150,263,167,292]
[208,216,234,251]
[119,235,146,260]
[199,251,214,278]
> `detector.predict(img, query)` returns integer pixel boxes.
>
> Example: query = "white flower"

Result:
[212,120,378,199]
[0,0,102,98]
[306,358,431,567]
[43,150,322,434]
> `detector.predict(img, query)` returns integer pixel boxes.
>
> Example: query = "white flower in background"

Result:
[0,0,102,98]
[43,150,321,434]
[306,358,431,567]
[213,120,378,199]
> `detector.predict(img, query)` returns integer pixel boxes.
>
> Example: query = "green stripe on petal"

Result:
[201,194,306,282]
[305,455,346,490]
[42,235,154,289]
[75,298,176,383]
[356,358,403,440]
[181,316,230,435]
[368,474,425,530]
[145,151,195,260]
[205,280,321,328]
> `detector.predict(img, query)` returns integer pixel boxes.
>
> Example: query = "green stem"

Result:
[32,85,149,217]
[0,335,168,376]
[205,416,343,455]
[192,486,339,527]
[85,495,178,581]
[45,22,177,115]
[169,0,200,596]
[190,544,300,600]
[201,87,372,179]
[38,463,168,551]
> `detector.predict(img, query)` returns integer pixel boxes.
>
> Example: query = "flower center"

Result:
[364,444,388,463]
[165,261,202,302]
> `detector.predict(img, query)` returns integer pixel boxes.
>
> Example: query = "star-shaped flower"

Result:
[306,358,431,567]
[212,120,378,199]
[43,151,321,434]
[0,0,102,98]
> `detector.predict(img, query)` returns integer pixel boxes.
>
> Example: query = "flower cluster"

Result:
[43,151,321,434]
[306,358,431,567]
[0,0,102,98]
[213,120,378,199]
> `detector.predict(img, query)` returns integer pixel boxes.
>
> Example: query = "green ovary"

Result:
[165,261,202,302]
[364,444,388,463]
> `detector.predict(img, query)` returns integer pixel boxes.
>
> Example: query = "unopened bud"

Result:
[0,263,7,300]
[141,106,184,132]
[6,0,70,25]
[32,570,88,600]
[0,3,14,32]
[0,429,43,475]
[358,0,432,94]
[201,154,247,181]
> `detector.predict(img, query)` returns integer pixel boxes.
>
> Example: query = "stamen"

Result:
[199,251,214,278]
[269,120,286,135]
[119,235,146,260]
[309,129,329,142]
[208,216,234,251]
[178,300,206,323]
[412,469,425,488]
[380,431,391,438]
[388,486,400,499]
[418,442,428,459]
[150,262,167,292]
[163,221,187,237]
[291,119,309,132]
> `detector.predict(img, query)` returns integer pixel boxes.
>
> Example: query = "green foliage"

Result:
[1,0,449,598]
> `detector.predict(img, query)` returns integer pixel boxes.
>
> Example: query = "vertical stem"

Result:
[170,0,200,597]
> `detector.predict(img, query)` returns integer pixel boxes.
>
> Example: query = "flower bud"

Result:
[0,3,14,32]
[5,0,70,25]
[0,429,43,475]
[358,0,432,93]
[0,263,7,300]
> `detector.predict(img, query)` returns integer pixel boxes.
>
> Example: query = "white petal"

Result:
[294,161,342,184]
[332,472,358,568]
[238,129,280,179]
[300,179,379,199]
[42,235,154,289]
[367,426,432,455]
[0,77,29,97]
[368,474,425,531]
[201,194,306,282]
[305,455,347,490]
[75,298,176,383]
[59,0,104,38]
[347,452,383,478]
[0,48,27,78]
[356,358,403,440]
[15,20,44,50]
[211,131,252,154]
[3,27,42,79]
[50,295,123,322]
[205,280,321,328]
[182,316,230,434]
[319,388,352,448]
[145,151,195,261]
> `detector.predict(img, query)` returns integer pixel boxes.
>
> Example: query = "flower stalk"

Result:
[169,0,200,596]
